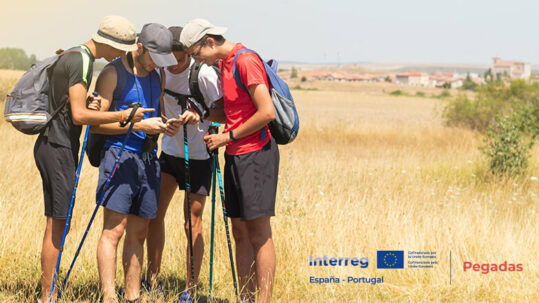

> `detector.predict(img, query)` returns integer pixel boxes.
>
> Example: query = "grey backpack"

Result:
[4,47,89,135]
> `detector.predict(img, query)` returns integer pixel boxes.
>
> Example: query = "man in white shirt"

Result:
[145,26,225,301]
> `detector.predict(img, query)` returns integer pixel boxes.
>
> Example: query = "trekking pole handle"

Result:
[208,123,220,156]
[120,102,141,127]
[208,124,219,135]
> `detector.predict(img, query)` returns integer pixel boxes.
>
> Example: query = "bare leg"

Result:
[231,218,256,302]
[97,209,128,303]
[184,193,206,292]
[246,217,275,303]
[40,217,68,303]
[123,215,150,300]
[146,172,177,286]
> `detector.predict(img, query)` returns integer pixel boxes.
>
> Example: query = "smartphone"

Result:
[167,118,181,124]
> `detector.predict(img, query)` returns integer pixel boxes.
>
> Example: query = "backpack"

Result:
[233,48,299,145]
[163,61,220,119]
[86,56,165,167]
[4,46,91,135]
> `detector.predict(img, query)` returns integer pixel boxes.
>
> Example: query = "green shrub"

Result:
[291,85,317,91]
[442,80,539,134]
[480,114,534,175]
[438,89,451,98]
[390,90,404,96]
[415,91,425,97]
[291,66,298,79]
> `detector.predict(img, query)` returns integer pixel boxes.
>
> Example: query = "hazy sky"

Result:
[1,0,538,64]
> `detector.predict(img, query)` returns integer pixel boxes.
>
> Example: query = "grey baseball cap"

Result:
[138,23,177,67]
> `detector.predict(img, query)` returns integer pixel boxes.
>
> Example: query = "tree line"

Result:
[0,48,37,70]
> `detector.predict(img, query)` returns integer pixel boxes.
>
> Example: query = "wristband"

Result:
[120,103,141,127]
[229,129,238,141]
[120,111,126,125]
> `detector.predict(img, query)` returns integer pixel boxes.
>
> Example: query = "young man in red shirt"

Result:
[181,19,279,303]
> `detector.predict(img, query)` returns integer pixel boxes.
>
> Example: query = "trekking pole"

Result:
[183,116,196,295]
[57,103,141,298]
[207,124,218,303]
[210,123,240,301]
[48,92,97,303]
[48,99,98,303]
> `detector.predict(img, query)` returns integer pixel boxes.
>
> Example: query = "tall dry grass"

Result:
[0,73,537,302]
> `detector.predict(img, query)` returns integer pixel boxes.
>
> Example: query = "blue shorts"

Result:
[97,148,160,219]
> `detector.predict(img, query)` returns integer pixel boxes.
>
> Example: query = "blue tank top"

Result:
[104,58,161,154]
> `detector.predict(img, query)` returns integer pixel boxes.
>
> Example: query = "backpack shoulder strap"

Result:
[188,62,210,114]
[109,58,127,111]
[188,62,205,103]
[232,48,269,142]
[47,48,87,122]
[232,48,266,95]
[76,45,92,85]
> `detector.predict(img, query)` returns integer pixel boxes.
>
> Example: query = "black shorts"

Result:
[34,135,78,220]
[224,138,279,221]
[159,152,212,196]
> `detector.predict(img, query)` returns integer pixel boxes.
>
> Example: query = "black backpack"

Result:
[4,46,92,134]
[163,61,220,119]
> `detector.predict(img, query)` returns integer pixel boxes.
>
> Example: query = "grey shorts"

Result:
[224,138,279,221]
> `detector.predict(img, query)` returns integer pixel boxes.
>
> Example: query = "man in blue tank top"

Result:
[91,23,200,302]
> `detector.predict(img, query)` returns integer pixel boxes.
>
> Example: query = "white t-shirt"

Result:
[161,59,222,160]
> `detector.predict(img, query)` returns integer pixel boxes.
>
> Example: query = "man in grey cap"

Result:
[35,15,153,303]
[91,23,198,302]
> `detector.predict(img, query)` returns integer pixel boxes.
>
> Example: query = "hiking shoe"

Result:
[116,288,141,303]
[141,278,163,292]
[141,278,165,299]
[178,290,194,303]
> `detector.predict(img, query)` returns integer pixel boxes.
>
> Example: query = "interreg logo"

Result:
[309,255,368,268]
[377,251,404,269]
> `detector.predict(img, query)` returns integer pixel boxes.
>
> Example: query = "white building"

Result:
[492,57,531,79]
[395,71,429,87]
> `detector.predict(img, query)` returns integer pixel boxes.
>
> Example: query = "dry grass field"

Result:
[0,71,537,302]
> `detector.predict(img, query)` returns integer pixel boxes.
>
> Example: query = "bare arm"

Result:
[231,84,274,138]
[90,64,157,135]
[204,84,274,150]
[69,82,123,126]
[206,98,226,123]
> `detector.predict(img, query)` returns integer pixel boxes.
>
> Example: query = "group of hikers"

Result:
[34,16,280,303]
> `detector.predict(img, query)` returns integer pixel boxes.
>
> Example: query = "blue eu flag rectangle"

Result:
[377,250,404,269]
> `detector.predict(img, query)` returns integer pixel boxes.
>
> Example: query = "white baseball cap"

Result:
[179,18,228,48]
[92,16,138,52]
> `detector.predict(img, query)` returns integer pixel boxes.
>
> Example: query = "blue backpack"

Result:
[233,49,299,145]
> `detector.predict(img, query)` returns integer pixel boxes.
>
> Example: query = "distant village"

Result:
[292,57,537,89]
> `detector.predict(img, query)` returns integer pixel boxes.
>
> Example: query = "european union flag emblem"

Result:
[377,250,404,269]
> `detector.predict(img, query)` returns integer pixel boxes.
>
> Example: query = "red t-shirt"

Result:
[220,43,271,155]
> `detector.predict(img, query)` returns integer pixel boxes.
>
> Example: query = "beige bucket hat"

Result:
[92,16,138,52]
